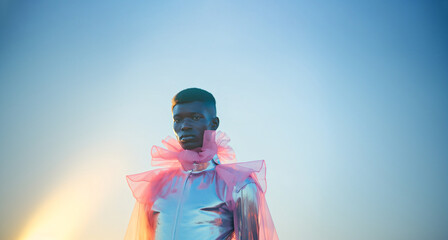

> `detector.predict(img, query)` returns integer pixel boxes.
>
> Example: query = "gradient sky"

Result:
[1,1,447,240]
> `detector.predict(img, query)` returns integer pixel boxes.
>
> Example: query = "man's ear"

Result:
[211,117,219,130]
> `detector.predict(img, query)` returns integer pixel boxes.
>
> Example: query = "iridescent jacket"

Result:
[124,155,278,240]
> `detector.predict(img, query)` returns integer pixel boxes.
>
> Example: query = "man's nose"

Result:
[181,119,193,131]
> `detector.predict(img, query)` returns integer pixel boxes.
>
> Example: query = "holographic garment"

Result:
[125,131,278,240]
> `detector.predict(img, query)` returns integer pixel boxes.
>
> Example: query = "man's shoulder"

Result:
[235,175,258,193]
[215,160,265,193]
[126,167,183,203]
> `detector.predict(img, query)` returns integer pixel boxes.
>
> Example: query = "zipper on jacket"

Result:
[172,170,192,239]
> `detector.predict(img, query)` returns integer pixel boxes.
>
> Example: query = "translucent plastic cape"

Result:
[125,131,278,240]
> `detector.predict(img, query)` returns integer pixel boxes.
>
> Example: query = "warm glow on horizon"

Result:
[18,179,98,240]
[18,151,123,240]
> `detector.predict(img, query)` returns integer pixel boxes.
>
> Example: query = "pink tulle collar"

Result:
[151,130,236,171]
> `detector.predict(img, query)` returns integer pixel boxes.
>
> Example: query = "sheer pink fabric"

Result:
[150,130,236,170]
[125,130,278,239]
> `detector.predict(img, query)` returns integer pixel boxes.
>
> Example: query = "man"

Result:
[125,88,278,240]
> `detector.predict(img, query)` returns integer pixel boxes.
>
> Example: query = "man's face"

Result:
[172,101,218,150]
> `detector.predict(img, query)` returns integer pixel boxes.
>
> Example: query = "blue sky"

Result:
[1,1,447,239]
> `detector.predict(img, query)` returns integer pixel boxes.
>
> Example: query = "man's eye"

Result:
[193,115,201,120]
[174,119,180,123]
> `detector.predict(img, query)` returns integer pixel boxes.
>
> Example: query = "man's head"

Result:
[172,88,219,150]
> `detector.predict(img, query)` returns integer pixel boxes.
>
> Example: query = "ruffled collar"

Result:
[150,130,236,171]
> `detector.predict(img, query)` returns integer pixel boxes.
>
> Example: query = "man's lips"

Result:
[180,135,196,142]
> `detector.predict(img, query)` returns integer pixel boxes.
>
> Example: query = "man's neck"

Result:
[190,155,219,173]
[191,161,210,172]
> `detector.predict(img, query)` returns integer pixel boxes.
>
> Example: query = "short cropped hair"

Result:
[172,88,216,115]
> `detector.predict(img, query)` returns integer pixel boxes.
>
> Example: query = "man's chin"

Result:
[180,142,202,151]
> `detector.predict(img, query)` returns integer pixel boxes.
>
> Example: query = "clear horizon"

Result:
[1,1,447,239]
